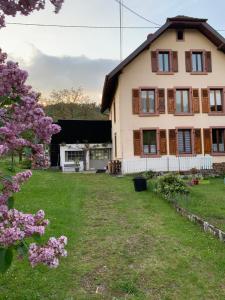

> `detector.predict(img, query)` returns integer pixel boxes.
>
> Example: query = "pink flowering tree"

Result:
[0,1,67,272]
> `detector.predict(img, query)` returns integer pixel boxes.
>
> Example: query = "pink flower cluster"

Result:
[0,0,64,28]
[0,170,32,205]
[0,209,49,247]
[0,49,60,166]
[29,236,67,268]
[0,48,66,268]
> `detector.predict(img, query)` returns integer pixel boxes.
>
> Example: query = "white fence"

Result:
[122,156,213,174]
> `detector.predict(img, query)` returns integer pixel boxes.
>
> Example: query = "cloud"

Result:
[13,48,119,102]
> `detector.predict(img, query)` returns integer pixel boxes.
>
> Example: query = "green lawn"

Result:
[177,178,225,232]
[1,171,225,299]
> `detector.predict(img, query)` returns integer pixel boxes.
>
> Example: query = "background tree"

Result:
[42,88,108,121]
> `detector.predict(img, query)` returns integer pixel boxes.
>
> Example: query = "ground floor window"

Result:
[178,129,192,154]
[90,149,111,160]
[142,130,157,154]
[212,128,225,153]
[65,151,84,162]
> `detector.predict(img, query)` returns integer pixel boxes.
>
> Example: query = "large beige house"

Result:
[101,16,225,173]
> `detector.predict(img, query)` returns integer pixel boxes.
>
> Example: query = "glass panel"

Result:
[218,129,224,152]
[149,90,155,113]
[184,130,191,153]
[163,53,169,72]
[159,53,164,72]
[176,90,182,112]
[178,130,184,153]
[143,130,157,154]
[192,54,197,72]
[141,90,147,113]
[183,90,189,112]
[196,53,203,71]
[216,90,222,111]
[210,90,215,111]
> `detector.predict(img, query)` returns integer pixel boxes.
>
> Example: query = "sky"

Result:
[1,0,225,102]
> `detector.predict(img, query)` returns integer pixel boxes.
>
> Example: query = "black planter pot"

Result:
[133,176,147,192]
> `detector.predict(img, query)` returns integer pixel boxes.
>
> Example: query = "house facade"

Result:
[101,16,225,174]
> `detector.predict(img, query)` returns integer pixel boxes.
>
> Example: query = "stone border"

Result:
[173,204,225,242]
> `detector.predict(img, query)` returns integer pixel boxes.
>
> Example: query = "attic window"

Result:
[177,30,184,41]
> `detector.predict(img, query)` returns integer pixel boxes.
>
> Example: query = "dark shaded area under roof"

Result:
[101,15,225,113]
[51,120,112,144]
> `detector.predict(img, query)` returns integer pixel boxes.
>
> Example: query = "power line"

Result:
[119,0,123,61]
[114,0,161,26]
[6,22,160,29]
[6,22,225,32]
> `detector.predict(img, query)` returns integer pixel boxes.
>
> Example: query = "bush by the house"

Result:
[155,173,189,201]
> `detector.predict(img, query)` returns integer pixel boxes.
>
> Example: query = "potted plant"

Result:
[74,159,80,172]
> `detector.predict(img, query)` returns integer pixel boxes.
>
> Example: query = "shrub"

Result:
[155,173,189,201]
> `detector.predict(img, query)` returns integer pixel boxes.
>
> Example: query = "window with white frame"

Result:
[90,149,111,160]
[65,151,84,162]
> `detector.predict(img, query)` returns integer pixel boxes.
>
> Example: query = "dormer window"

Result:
[177,30,184,41]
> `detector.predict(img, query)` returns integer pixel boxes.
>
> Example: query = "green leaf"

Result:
[7,197,14,209]
[0,248,13,273]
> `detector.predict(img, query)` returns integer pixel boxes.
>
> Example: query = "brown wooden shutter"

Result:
[203,128,211,154]
[132,89,140,114]
[133,130,141,156]
[194,129,202,154]
[151,51,158,72]
[185,51,192,72]
[201,88,209,113]
[159,129,167,155]
[158,89,165,113]
[172,51,178,72]
[167,89,175,114]
[205,51,212,72]
[192,89,200,113]
[169,129,177,155]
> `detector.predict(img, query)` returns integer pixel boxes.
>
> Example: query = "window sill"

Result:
[208,112,225,116]
[190,72,208,75]
[156,71,174,75]
[211,152,225,156]
[174,113,194,116]
[141,154,161,158]
[177,154,194,157]
[139,113,160,117]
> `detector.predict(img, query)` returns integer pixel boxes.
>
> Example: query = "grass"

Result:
[1,170,225,299]
[177,178,225,231]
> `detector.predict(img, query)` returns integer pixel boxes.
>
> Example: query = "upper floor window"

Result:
[176,89,190,113]
[151,50,178,73]
[212,128,225,153]
[178,129,192,154]
[210,89,223,112]
[140,89,155,113]
[143,130,157,155]
[192,52,203,72]
[185,50,212,73]
[159,52,170,72]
